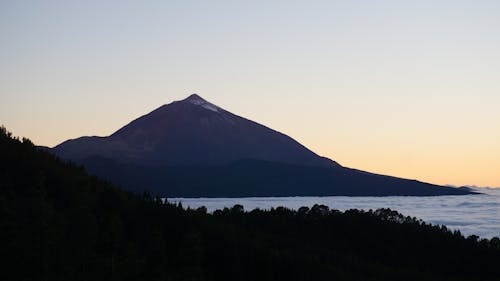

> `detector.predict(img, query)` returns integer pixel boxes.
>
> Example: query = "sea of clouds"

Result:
[171,188,500,239]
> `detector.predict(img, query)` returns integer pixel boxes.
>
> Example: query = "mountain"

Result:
[52,94,474,197]
[54,94,336,167]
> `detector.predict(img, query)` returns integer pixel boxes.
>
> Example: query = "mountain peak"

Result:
[182,93,220,112]
[185,93,205,102]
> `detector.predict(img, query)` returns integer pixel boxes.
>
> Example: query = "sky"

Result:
[1,0,499,187]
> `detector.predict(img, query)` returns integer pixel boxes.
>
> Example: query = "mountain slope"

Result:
[52,94,473,197]
[79,158,471,197]
[53,94,336,167]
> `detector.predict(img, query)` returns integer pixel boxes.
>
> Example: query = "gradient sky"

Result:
[1,0,499,187]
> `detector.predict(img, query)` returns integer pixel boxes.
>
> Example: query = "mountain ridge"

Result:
[52,94,474,197]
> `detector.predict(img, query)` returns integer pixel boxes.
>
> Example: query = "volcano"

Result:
[52,94,473,197]
[54,94,336,168]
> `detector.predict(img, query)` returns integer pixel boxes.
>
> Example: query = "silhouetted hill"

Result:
[81,157,471,197]
[1,126,499,281]
[52,94,473,196]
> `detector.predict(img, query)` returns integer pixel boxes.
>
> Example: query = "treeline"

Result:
[1,126,499,281]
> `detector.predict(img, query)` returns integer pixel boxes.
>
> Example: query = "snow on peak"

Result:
[186,93,204,102]
[184,94,220,112]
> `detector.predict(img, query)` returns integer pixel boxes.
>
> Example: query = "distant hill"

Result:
[52,94,473,197]
[80,158,473,197]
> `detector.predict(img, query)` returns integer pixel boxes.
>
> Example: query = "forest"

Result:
[1,126,500,281]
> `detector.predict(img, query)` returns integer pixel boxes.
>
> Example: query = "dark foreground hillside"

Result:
[1,126,499,281]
